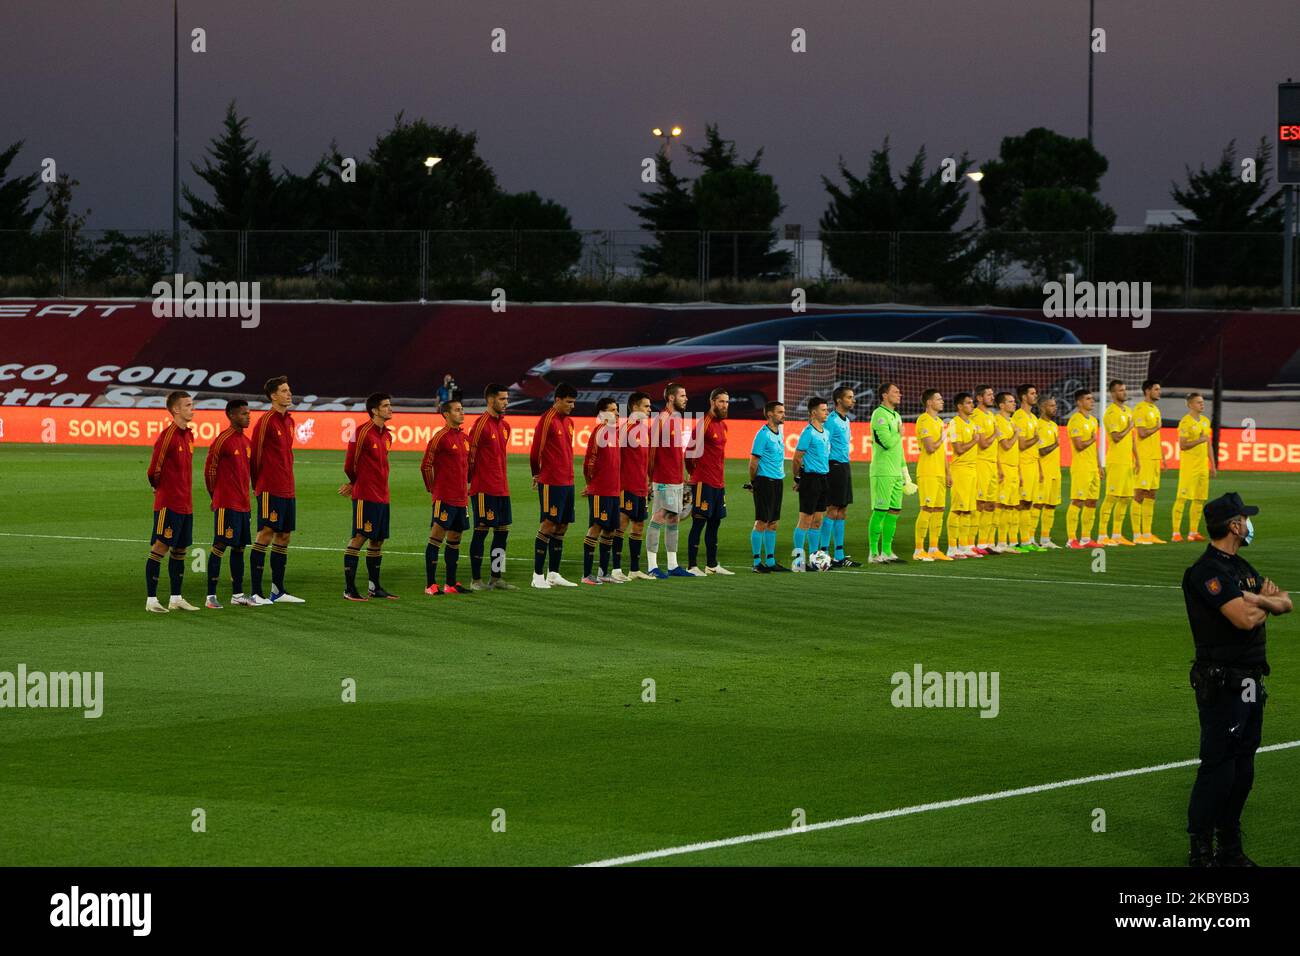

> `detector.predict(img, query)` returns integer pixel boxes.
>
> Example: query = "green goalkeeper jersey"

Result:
[869,404,904,476]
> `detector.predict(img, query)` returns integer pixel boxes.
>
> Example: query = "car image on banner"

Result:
[509,311,1081,417]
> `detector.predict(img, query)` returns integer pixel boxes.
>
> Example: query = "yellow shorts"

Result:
[1176,471,1209,500]
[1106,467,1135,498]
[1035,475,1062,507]
[951,467,977,512]
[1136,459,1162,490]
[1070,469,1100,501]
[1018,462,1040,503]
[918,475,947,509]
[998,467,1020,505]
[976,460,998,503]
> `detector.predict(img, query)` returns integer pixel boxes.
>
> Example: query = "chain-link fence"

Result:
[0,228,1295,307]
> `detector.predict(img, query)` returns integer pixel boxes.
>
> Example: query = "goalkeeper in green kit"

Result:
[869,382,914,562]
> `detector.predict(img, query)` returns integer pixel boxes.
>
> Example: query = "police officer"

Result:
[1182,492,1292,866]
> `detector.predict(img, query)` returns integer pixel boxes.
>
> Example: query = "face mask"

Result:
[1242,518,1254,546]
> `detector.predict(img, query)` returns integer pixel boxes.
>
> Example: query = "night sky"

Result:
[2,0,1295,231]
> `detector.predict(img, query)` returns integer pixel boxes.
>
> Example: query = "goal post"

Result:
[777,340,1153,467]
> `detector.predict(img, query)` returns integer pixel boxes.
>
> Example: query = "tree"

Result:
[819,139,975,286]
[482,190,582,286]
[626,150,697,278]
[978,127,1116,281]
[1170,138,1282,231]
[0,140,45,279]
[0,140,43,229]
[629,124,789,280]
[181,102,280,275]
[1169,138,1284,288]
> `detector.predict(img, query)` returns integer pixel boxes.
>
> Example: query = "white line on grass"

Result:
[578,739,1300,867]
[0,531,428,558]
[0,532,1187,587]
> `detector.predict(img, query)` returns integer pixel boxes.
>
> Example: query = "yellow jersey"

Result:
[951,414,978,468]
[1011,408,1039,465]
[1067,412,1100,472]
[971,407,998,463]
[1179,414,1212,473]
[995,414,1018,468]
[1133,399,1163,463]
[1103,402,1134,468]
[916,412,947,478]
[1036,417,1061,478]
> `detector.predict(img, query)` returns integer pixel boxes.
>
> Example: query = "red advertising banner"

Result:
[3,407,1297,470]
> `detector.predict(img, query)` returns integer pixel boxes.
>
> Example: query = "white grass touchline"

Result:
[577,740,1300,867]
[0,531,429,559]
[0,532,1183,589]
[837,569,1180,590]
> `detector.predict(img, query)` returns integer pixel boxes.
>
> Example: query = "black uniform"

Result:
[1182,543,1268,841]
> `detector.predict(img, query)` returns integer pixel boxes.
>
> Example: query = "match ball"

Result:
[809,550,833,571]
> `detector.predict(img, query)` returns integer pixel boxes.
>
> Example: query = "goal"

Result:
[777,341,1153,465]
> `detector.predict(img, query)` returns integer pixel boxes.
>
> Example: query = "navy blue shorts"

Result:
[256,493,296,532]
[352,499,390,541]
[471,493,513,528]
[691,482,727,520]
[432,501,470,532]
[538,484,576,525]
[588,495,620,532]
[151,508,193,549]
[620,491,648,522]
[213,508,252,548]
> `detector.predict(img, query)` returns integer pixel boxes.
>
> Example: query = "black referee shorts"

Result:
[798,472,829,515]
[828,460,853,508]
[751,475,783,523]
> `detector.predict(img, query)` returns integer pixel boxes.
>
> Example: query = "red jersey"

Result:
[421,424,470,507]
[583,421,622,497]
[344,419,393,503]
[250,408,295,497]
[204,426,252,512]
[147,421,195,513]
[467,412,510,496]
[529,407,575,486]
[647,409,686,484]
[686,412,728,488]
[620,418,651,496]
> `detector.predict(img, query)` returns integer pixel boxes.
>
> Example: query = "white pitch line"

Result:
[836,568,1181,590]
[1,532,1186,588]
[578,740,1300,867]
[0,531,428,559]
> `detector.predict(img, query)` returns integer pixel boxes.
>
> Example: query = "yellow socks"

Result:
[1141,497,1156,537]
[1111,498,1129,538]
[1040,506,1056,541]
[1081,504,1096,541]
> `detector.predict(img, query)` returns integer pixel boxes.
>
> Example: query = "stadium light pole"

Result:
[172,0,180,275]
[966,171,985,228]
[1087,0,1095,145]
[652,126,683,159]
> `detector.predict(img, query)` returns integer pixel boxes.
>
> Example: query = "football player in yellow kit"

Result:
[1011,384,1044,553]
[1098,379,1138,546]
[945,392,982,559]
[1065,389,1102,548]
[1033,395,1063,548]
[1171,392,1216,541]
[913,389,954,562]
[1131,379,1167,544]
[970,385,999,555]
[994,391,1022,554]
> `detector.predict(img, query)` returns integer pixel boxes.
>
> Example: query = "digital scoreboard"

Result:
[1281,82,1300,184]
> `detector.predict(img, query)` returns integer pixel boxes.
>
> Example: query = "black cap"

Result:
[1204,492,1259,526]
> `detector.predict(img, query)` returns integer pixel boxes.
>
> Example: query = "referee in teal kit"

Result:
[747,400,789,572]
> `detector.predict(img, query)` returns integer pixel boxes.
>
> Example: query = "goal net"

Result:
[777,341,1153,465]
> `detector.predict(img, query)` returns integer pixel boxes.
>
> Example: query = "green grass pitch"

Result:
[1,444,1296,866]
